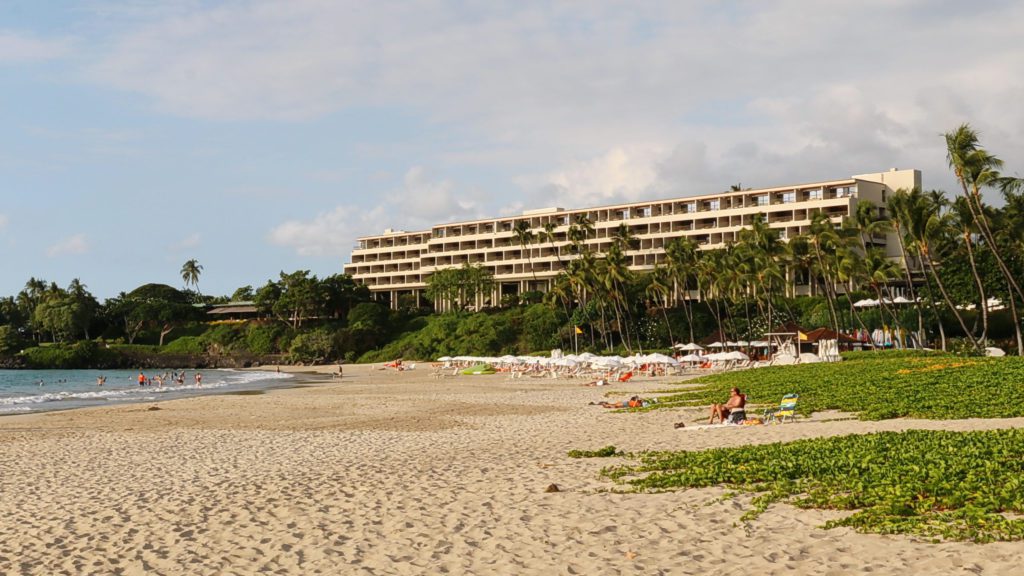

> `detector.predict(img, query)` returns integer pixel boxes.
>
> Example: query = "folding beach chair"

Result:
[763,393,799,423]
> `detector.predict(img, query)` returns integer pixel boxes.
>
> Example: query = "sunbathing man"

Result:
[594,395,646,409]
[709,387,746,424]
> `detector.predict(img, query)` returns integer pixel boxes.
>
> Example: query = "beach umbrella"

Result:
[437,356,452,362]
[853,298,879,308]
[725,351,749,361]
[750,340,769,347]
[680,354,703,362]
[678,343,704,351]
[891,296,913,305]
[707,341,725,348]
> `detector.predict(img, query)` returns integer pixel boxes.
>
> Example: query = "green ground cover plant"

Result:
[652,354,1024,420]
[599,428,1024,542]
[567,446,620,458]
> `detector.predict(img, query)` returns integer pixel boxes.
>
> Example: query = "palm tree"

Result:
[181,259,204,294]
[950,196,989,344]
[664,237,699,342]
[887,190,927,344]
[808,213,842,334]
[945,125,1024,307]
[540,221,565,275]
[902,189,981,352]
[645,264,675,346]
[512,220,538,293]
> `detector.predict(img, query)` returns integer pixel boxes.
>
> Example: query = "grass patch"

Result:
[568,445,620,458]
[648,355,1024,420]
[601,428,1024,542]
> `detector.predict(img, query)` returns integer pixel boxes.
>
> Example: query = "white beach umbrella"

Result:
[853,298,879,308]
[678,343,704,351]
[680,354,703,362]
[645,352,677,364]
[750,340,769,347]
[707,341,725,348]
[437,356,453,362]
[891,296,913,305]
[725,351,750,361]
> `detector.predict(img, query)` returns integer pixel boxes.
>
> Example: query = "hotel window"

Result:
[684,202,696,213]
[640,206,652,218]
[782,191,796,203]
[808,189,823,200]
[755,195,768,206]
[709,200,720,210]
[836,185,857,198]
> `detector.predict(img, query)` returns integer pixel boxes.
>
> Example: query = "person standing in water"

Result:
[138,372,146,387]
[194,372,202,386]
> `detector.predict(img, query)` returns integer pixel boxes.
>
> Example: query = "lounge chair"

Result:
[763,393,799,423]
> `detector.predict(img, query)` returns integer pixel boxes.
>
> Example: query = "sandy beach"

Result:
[2,364,1022,575]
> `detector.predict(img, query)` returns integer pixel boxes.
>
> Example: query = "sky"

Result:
[1,0,1023,300]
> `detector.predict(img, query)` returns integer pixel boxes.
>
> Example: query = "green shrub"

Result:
[0,325,27,355]
[287,328,336,364]
[161,336,205,355]
[245,323,286,355]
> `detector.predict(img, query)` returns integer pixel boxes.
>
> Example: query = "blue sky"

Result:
[1,1,1023,300]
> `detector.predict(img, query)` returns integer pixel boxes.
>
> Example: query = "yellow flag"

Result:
[574,326,583,335]
[798,331,808,341]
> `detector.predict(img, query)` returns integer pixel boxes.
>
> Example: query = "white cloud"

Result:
[87,1,1024,204]
[168,232,202,252]
[46,234,89,258]
[524,146,665,208]
[0,30,71,63]
[269,166,488,256]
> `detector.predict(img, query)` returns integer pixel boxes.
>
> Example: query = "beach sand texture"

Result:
[2,364,1022,575]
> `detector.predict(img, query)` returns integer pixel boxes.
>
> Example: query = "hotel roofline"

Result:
[353,173,879,241]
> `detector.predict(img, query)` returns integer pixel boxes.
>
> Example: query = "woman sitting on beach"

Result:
[709,387,746,424]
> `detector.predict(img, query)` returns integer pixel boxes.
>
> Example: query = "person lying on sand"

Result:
[592,395,647,409]
[709,387,746,424]
[582,378,609,387]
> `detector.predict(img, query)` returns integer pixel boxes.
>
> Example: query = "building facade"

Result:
[345,169,920,309]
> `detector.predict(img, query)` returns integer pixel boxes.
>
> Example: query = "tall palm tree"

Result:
[902,189,981,352]
[181,259,204,294]
[950,196,989,344]
[664,237,699,342]
[945,124,1024,306]
[512,220,538,294]
[887,190,928,343]
[645,264,675,346]
[808,213,842,334]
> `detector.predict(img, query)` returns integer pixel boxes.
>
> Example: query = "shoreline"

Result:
[2,365,1022,574]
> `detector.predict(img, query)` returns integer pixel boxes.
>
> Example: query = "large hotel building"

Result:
[345,169,920,309]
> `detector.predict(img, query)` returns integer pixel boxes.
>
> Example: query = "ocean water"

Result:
[0,369,294,415]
